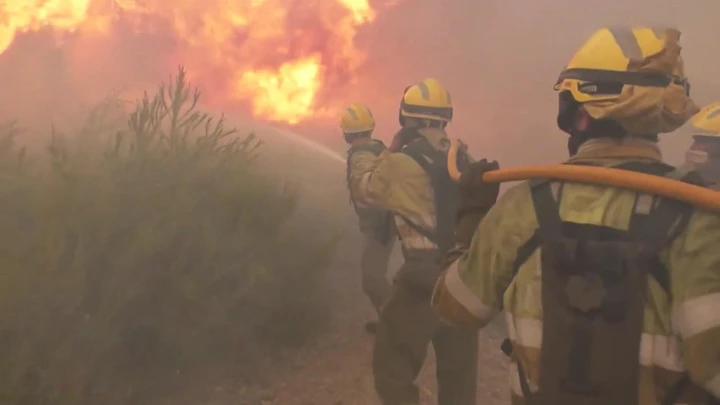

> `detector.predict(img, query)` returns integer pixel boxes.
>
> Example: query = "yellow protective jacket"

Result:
[347,138,389,234]
[355,127,466,253]
[432,138,720,405]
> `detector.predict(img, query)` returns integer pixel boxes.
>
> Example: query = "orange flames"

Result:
[0,0,393,124]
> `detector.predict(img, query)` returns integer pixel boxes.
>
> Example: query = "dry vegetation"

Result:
[0,68,338,405]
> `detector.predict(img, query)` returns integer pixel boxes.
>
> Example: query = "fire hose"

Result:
[446,140,720,212]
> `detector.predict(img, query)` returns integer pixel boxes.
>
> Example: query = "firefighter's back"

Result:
[486,162,720,405]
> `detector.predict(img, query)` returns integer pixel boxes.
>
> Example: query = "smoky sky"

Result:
[332,0,720,167]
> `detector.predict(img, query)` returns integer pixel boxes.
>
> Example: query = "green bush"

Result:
[0,68,338,404]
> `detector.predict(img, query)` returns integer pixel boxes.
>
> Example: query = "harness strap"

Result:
[397,144,441,247]
[529,178,564,239]
[504,162,697,404]
[399,138,457,255]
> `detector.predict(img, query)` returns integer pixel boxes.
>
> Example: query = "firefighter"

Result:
[342,102,395,334]
[685,102,720,188]
[432,27,720,405]
[353,78,500,405]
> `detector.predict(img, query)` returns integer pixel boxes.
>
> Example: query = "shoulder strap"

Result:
[397,138,444,245]
[512,180,562,273]
[610,162,696,291]
[529,179,564,239]
[400,138,442,173]
[400,138,457,254]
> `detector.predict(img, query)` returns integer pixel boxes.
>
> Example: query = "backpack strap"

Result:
[622,165,697,293]
[399,137,458,255]
[397,139,442,246]
[629,192,692,296]
[511,180,564,275]
[503,179,564,401]
[400,138,443,179]
[529,178,565,239]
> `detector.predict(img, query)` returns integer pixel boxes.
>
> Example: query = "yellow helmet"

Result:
[339,103,375,134]
[554,27,697,135]
[689,102,720,137]
[399,78,453,126]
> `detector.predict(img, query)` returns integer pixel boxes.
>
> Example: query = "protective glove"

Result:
[388,127,421,152]
[454,159,500,248]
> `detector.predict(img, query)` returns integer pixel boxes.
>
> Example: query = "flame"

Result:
[0,0,394,124]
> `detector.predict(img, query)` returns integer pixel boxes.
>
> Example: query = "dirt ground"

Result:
[184,245,511,405]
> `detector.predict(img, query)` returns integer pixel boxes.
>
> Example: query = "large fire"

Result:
[0,0,394,124]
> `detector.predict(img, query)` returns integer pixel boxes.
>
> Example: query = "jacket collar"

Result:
[567,137,663,165]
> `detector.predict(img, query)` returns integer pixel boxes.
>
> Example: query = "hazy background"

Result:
[348,0,720,167]
[1,0,719,167]
[1,3,718,402]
